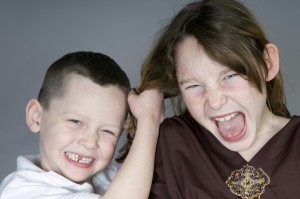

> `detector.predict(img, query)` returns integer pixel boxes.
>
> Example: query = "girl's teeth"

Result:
[215,113,238,122]
[66,152,93,164]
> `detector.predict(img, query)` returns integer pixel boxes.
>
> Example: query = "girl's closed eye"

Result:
[222,73,243,89]
[224,73,239,81]
[185,84,205,93]
[185,83,204,90]
[186,84,199,89]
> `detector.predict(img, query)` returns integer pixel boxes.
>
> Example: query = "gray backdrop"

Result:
[0,0,299,181]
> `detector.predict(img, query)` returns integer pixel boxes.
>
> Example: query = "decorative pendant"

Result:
[225,164,270,199]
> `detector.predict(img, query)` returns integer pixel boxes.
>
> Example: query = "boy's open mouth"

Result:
[65,152,94,164]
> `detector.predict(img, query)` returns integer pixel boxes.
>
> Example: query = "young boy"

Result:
[0,51,164,199]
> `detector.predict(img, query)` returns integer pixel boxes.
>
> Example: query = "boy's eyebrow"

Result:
[62,112,124,129]
[61,112,91,121]
[61,111,81,116]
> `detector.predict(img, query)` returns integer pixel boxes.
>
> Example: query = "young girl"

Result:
[136,0,299,198]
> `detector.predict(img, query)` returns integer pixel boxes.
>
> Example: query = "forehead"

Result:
[50,75,127,118]
[176,36,210,68]
[176,37,223,73]
[175,37,239,87]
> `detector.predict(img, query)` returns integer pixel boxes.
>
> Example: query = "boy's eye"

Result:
[69,119,82,126]
[102,129,116,136]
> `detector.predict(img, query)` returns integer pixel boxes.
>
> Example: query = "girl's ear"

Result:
[26,99,42,133]
[264,43,280,81]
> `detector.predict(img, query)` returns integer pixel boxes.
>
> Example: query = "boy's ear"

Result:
[26,99,42,133]
[264,43,280,81]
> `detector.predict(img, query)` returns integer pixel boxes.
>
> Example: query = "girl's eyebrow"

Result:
[179,78,198,85]
[218,68,233,78]
[179,68,232,85]
[220,67,232,75]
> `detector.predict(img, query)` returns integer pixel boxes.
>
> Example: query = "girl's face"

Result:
[175,36,271,153]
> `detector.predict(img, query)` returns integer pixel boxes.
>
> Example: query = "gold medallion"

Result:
[225,164,270,199]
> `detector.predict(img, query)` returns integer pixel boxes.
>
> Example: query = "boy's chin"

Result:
[65,173,92,184]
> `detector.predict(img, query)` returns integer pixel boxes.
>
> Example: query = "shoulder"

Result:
[0,155,98,199]
[162,114,194,129]
[0,155,39,194]
[160,113,201,135]
[290,115,300,123]
[158,113,207,146]
[274,115,300,143]
[0,171,98,198]
[280,115,300,132]
[0,155,44,198]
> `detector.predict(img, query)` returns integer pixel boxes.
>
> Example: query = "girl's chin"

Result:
[222,138,253,153]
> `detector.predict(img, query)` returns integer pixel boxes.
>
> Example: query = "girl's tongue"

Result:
[217,113,246,141]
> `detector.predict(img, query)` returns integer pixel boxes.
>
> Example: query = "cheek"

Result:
[247,87,267,111]
[39,123,75,150]
[182,91,204,111]
[39,127,57,147]
[234,83,261,102]
[225,77,253,95]
[182,94,206,123]
[98,136,119,158]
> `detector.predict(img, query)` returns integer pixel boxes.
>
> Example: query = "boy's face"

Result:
[27,75,127,183]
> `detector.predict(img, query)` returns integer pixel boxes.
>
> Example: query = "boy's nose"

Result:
[78,132,99,150]
[206,88,227,109]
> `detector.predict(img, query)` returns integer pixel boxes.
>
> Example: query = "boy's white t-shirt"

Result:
[0,155,118,199]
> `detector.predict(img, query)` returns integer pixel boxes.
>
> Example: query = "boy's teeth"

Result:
[215,113,238,122]
[66,152,93,164]
[79,157,93,164]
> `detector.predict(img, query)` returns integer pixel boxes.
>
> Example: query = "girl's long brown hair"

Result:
[117,0,290,162]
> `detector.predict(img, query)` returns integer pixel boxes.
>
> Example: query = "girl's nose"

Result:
[206,87,227,110]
